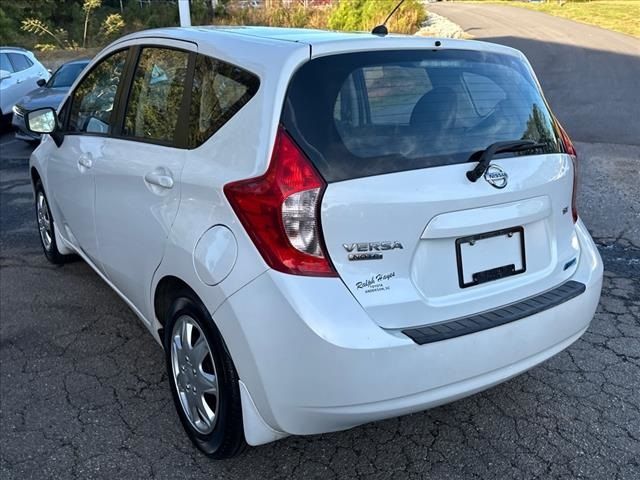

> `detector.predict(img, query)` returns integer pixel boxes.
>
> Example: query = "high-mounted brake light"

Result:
[558,123,579,223]
[224,126,337,277]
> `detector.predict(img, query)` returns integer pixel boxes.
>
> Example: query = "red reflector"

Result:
[558,123,579,223]
[224,127,337,277]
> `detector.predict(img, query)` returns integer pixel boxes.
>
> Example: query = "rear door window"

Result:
[282,49,562,182]
[7,53,33,72]
[188,54,259,147]
[123,47,190,144]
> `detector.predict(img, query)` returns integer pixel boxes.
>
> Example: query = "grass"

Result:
[460,1,640,38]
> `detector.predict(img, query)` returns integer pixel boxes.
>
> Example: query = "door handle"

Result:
[144,171,174,189]
[78,156,93,169]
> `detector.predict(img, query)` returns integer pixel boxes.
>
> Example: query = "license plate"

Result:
[455,227,526,288]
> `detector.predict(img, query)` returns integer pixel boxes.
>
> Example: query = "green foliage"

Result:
[328,0,366,31]
[9,0,427,51]
[328,0,425,34]
[101,13,125,37]
[122,1,178,31]
[21,18,67,49]
[218,3,332,30]
[0,7,18,44]
[83,0,102,14]
[34,43,58,52]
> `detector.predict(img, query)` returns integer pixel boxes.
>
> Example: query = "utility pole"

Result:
[178,0,191,27]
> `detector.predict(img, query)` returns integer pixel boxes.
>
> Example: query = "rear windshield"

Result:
[282,49,563,182]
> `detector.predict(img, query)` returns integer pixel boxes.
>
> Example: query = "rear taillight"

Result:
[224,126,337,277]
[558,123,579,223]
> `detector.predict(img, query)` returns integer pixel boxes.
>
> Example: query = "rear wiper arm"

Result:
[466,140,546,182]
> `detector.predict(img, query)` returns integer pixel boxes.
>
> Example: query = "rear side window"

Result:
[282,50,562,182]
[123,47,190,144]
[7,53,33,72]
[189,54,260,148]
[0,53,14,73]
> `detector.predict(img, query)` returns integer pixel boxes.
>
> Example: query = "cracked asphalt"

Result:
[1,12,639,479]
[1,142,639,480]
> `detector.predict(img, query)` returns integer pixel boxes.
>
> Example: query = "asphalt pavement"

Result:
[1,7,639,479]
[430,3,640,147]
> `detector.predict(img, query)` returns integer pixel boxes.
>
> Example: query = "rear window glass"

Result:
[282,50,562,182]
[189,54,260,148]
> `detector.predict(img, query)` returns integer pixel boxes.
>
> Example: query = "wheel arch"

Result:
[30,166,42,191]
[154,275,208,342]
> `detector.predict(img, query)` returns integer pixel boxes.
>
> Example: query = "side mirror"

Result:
[37,78,47,87]
[27,107,58,134]
[27,107,64,147]
[0,70,11,81]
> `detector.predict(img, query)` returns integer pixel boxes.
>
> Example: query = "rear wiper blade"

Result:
[466,140,546,182]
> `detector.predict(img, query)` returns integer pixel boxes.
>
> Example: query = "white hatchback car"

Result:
[0,47,50,126]
[27,27,603,458]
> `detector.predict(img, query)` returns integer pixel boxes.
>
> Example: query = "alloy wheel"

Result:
[170,315,219,435]
[36,191,53,251]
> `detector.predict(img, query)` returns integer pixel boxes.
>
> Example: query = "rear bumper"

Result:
[213,220,602,440]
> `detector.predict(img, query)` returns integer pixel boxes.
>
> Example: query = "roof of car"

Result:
[192,26,389,43]
[0,46,30,53]
[123,26,401,43]
[62,58,91,66]
[117,26,521,59]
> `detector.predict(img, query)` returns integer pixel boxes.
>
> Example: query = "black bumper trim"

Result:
[403,280,586,345]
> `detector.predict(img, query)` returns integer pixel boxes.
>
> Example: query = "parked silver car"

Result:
[0,47,50,129]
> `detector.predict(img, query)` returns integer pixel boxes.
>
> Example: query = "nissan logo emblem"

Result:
[484,165,508,189]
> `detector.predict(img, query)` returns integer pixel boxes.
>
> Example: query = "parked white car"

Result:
[27,27,603,459]
[0,47,50,126]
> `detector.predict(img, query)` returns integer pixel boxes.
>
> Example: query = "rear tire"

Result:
[163,290,246,459]
[34,180,71,264]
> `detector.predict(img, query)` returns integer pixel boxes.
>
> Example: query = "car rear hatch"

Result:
[281,48,579,330]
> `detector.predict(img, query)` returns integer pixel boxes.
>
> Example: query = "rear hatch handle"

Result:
[466,140,546,182]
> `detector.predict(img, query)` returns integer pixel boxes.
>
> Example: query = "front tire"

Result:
[34,180,71,264]
[163,291,246,459]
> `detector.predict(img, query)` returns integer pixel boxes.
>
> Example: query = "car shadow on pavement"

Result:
[1,58,639,478]
[478,36,640,148]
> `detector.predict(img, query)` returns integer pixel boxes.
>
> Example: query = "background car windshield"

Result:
[47,63,88,88]
[282,49,563,182]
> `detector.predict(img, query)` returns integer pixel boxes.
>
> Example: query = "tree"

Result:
[83,0,101,48]
[21,18,68,49]
[101,13,125,38]
[0,8,17,44]
[523,104,554,144]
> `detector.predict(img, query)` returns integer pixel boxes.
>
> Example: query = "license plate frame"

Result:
[455,226,526,288]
